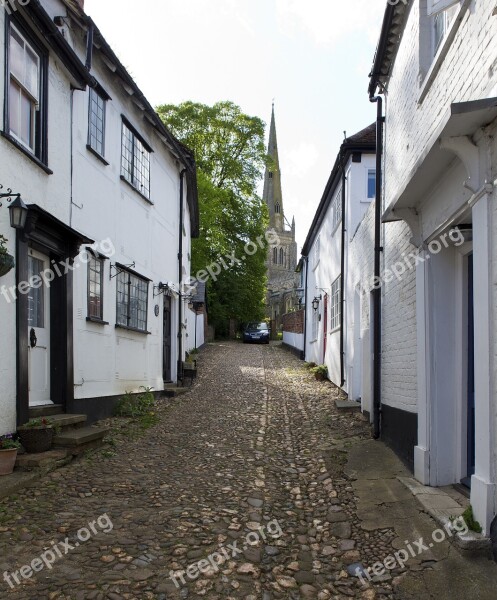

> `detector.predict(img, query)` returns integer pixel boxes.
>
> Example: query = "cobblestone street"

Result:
[1,343,496,600]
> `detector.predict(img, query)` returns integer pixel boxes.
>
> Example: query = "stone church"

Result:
[263,106,300,329]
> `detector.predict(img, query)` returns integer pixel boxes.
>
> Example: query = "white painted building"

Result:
[369,0,497,535]
[0,0,199,431]
[301,126,376,396]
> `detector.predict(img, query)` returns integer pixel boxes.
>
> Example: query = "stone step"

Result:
[16,449,71,471]
[29,404,64,419]
[335,400,361,412]
[47,414,87,429]
[163,387,191,398]
[53,426,109,448]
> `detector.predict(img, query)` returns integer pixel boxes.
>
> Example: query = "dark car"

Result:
[243,322,270,344]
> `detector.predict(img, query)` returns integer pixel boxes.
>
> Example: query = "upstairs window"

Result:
[367,170,376,199]
[273,247,278,264]
[121,119,151,199]
[88,88,106,158]
[428,1,459,57]
[7,22,47,161]
[275,203,280,214]
[279,247,284,266]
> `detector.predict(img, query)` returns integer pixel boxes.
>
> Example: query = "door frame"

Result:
[15,205,92,425]
[163,295,172,382]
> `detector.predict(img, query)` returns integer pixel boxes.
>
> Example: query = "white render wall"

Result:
[304,153,375,391]
[0,6,75,435]
[283,331,304,352]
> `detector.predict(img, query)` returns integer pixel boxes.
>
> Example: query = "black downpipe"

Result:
[177,169,186,383]
[302,256,309,361]
[339,153,346,387]
[370,94,384,440]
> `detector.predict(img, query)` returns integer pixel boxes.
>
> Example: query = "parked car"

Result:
[243,322,270,344]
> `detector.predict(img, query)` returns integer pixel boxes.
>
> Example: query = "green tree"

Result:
[157,101,269,337]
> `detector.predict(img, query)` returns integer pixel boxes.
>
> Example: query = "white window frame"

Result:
[330,276,341,331]
[121,119,151,200]
[367,169,376,200]
[8,24,41,154]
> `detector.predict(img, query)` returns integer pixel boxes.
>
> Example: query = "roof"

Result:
[58,0,199,237]
[368,1,410,97]
[301,124,376,257]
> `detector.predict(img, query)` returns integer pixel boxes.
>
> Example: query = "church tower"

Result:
[263,105,299,327]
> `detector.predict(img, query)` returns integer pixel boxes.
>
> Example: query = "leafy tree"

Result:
[157,101,269,337]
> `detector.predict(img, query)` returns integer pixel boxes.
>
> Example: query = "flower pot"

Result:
[0,253,15,277]
[17,427,55,453]
[0,448,18,475]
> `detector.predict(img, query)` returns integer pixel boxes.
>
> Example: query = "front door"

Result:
[163,296,172,382]
[27,249,52,406]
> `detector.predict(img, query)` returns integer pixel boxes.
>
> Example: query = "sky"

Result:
[85,0,386,250]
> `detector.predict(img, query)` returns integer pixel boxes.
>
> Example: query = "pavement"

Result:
[0,342,496,599]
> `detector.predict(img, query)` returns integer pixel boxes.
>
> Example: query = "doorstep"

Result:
[335,400,361,412]
[0,471,42,501]
[398,476,492,557]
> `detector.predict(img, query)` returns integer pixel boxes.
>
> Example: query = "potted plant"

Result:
[311,364,328,381]
[0,235,15,277]
[0,434,21,475]
[17,418,59,453]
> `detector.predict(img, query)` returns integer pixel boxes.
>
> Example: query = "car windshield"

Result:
[247,323,268,331]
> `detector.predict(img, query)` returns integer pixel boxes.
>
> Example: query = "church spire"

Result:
[263,104,285,231]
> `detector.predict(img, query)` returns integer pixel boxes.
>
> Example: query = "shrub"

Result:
[462,505,482,533]
[311,364,328,378]
[114,387,155,418]
[304,362,317,370]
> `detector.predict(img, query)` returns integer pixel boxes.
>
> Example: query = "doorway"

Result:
[163,296,172,382]
[27,249,52,407]
[463,253,475,487]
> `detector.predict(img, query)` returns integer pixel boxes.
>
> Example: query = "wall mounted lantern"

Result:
[0,186,28,230]
[312,295,322,312]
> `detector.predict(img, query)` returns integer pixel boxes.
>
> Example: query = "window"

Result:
[116,268,149,332]
[368,170,376,199]
[121,120,151,199]
[88,256,104,320]
[432,4,458,57]
[273,247,278,264]
[311,306,319,341]
[331,187,342,230]
[28,256,44,327]
[279,247,284,266]
[313,235,320,270]
[7,23,46,160]
[330,276,341,331]
[275,203,280,214]
[269,172,273,179]
[88,88,106,158]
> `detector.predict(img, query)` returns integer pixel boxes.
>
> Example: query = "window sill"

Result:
[418,1,468,105]
[1,131,52,174]
[120,175,153,204]
[86,145,109,166]
[86,316,109,325]
[115,323,151,335]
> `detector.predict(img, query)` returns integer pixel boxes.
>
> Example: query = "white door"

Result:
[28,249,52,406]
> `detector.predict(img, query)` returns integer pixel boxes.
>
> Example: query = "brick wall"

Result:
[282,310,304,334]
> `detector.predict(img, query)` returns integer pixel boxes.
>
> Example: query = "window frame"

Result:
[115,266,150,334]
[367,169,376,200]
[4,16,48,166]
[331,187,342,231]
[120,116,152,201]
[87,255,105,323]
[87,86,107,162]
[330,276,341,332]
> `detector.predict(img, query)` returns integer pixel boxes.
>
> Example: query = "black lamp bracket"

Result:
[110,262,135,279]
[0,185,21,208]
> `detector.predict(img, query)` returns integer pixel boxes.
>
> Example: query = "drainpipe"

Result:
[339,151,347,387]
[369,93,384,440]
[177,169,187,383]
[302,256,309,361]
